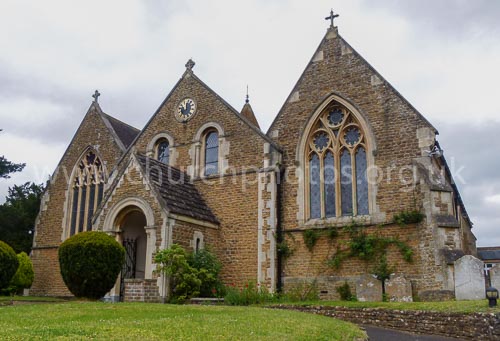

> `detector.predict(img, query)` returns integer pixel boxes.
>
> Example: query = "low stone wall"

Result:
[123,279,160,303]
[272,305,500,340]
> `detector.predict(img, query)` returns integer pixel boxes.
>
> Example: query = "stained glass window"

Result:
[309,154,321,219]
[69,150,106,237]
[205,131,219,176]
[313,132,329,151]
[356,147,369,215]
[306,102,369,219]
[340,149,353,216]
[157,140,169,164]
[324,151,336,217]
[344,127,360,146]
[328,108,344,126]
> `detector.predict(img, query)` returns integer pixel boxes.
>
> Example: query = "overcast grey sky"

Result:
[0,0,499,246]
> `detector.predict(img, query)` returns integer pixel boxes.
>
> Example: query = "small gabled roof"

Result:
[92,102,140,151]
[100,112,140,149]
[135,154,219,224]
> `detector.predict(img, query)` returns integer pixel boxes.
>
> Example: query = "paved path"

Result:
[362,325,463,341]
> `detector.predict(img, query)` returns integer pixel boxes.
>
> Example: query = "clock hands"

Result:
[180,101,192,116]
[177,99,195,121]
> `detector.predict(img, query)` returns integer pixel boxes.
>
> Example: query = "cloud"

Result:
[437,120,500,246]
[0,0,498,247]
[359,0,500,39]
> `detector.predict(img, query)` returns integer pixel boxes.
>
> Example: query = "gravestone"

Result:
[489,264,500,290]
[385,273,413,302]
[454,255,485,300]
[356,274,382,302]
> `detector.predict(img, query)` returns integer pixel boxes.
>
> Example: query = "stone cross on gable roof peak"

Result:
[185,58,195,71]
[92,90,100,103]
[325,9,339,28]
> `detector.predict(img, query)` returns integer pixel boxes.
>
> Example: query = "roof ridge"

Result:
[100,111,140,133]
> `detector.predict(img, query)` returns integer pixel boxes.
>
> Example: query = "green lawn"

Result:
[0,296,67,302]
[0,302,366,340]
[281,299,500,313]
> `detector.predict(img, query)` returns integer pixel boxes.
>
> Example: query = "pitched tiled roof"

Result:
[102,112,140,149]
[135,154,219,225]
[478,250,500,261]
[240,102,260,129]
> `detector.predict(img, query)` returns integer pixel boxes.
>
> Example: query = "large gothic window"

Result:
[306,103,369,219]
[69,150,105,236]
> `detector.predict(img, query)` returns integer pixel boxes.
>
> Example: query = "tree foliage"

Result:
[188,248,223,297]
[58,231,125,299]
[0,240,19,290]
[0,182,44,254]
[154,244,201,303]
[0,156,25,179]
[9,252,34,294]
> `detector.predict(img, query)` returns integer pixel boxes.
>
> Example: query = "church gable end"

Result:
[30,101,129,296]
[133,61,279,177]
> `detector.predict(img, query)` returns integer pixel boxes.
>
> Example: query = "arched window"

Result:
[155,139,169,165]
[204,130,219,176]
[69,150,105,236]
[306,103,369,219]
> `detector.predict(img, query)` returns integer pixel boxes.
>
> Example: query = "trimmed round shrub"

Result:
[0,240,19,290]
[9,252,34,294]
[58,231,125,299]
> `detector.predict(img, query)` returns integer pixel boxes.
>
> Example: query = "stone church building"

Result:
[31,22,477,302]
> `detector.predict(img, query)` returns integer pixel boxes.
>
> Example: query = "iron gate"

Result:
[120,238,138,301]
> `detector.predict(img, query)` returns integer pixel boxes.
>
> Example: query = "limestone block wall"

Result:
[31,106,124,296]
[268,27,475,295]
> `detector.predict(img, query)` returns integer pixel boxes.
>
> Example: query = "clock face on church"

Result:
[176,98,197,122]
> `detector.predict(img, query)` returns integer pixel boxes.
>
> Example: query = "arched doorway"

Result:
[118,208,147,300]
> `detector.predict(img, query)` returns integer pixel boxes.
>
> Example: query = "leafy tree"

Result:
[154,244,202,303]
[0,240,19,291]
[0,182,44,254]
[8,252,34,295]
[188,248,223,297]
[0,130,25,179]
[0,157,25,179]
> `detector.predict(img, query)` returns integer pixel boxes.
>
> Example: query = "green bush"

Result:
[0,240,19,290]
[58,231,125,299]
[188,248,224,297]
[283,280,319,302]
[154,244,201,303]
[393,210,425,225]
[9,252,34,294]
[336,281,355,301]
[224,281,275,305]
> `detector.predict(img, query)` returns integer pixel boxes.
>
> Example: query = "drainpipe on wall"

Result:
[276,166,285,293]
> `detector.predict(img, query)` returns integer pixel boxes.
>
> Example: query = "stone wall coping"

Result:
[123,279,158,284]
[270,304,500,341]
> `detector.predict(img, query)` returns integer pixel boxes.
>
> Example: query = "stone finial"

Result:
[325,9,339,28]
[185,59,196,71]
[92,89,101,103]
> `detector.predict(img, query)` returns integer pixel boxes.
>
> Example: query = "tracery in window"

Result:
[306,103,369,219]
[69,150,105,236]
[156,139,169,165]
[204,130,219,176]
